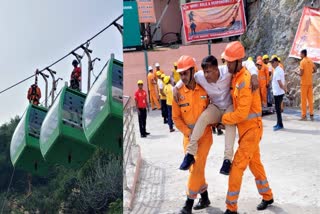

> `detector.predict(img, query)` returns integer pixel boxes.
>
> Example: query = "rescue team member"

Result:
[271,57,286,131]
[175,56,259,175]
[154,62,164,81]
[157,72,168,124]
[147,66,161,110]
[295,49,316,121]
[172,55,212,214]
[221,41,274,214]
[27,74,41,105]
[163,76,175,132]
[70,60,81,91]
[135,80,150,138]
[262,55,273,107]
[256,59,269,107]
[172,62,180,85]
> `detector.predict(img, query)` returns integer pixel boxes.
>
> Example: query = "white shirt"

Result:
[176,65,232,109]
[157,79,163,89]
[242,60,258,75]
[195,66,232,109]
[272,66,285,96]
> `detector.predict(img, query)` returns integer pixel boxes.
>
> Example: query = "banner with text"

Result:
[181,0,247,43]
[289,7,320,64]
[137,0,156,23]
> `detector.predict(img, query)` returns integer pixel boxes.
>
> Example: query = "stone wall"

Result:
[241,0,320,109]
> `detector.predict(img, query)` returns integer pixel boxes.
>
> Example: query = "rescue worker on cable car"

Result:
[70,59,81,91]
[27,76,41,105]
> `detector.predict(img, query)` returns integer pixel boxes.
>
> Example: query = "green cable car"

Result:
[83,55,123,155]
[10,104,50,176]
[40,86,96,169]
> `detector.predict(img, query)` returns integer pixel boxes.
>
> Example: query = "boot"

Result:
[224,209,238,214]
[193,191,210,210]
[179,198,194,214]
[220,159,231,175]
[179,153,195,170]
[217,129,224,135]
[257,198,274,210]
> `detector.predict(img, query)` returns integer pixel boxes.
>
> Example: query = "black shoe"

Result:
[179,198,194,214]
[257,198,274,210]
[212,127,216,134]
[179,153,195,170]
[220,159,231,175]
[170,128,175,132]
[193,198,210,210]
[145,132,150,135]
[310,115,314,121]
[164,119,168,124]
[224,209,238,214]
[141,134,147,138]
[217,129,224,135]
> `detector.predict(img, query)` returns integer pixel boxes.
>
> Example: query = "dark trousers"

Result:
[167,105,173,129]
[160,99,168,120]
[138,108,147,135]
[274,94,284,127]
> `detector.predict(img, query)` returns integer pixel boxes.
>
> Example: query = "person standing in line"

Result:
[271,57,286,131]
[147,66,161,110]
[135,80,150,138]
[163,75,175,132]
[295,49,317,121]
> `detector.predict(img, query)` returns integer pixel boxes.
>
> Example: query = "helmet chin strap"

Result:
[187,67,194,85]
[233,60,239,74]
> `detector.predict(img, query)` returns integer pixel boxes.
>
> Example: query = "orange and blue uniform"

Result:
[172,83,212,199]
[222,67,273,212]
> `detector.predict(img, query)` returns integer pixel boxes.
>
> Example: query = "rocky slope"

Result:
[241,0,320,109]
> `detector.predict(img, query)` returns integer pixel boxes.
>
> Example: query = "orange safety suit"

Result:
[300,56,315,117]
[258,63,269,106]
[153,69,164,81]
[222,67,273,212]
[27,84,41,105]
[147,72,161,109]
[172,84,212,199]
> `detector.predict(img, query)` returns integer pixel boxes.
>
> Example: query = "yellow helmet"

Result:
[156,71,162,76]
[160,74,165,78]
[248,57,253,61]
[262,54,269,60]
[163,76,170,84]
[137,80,143,84]
[278,57,281,61]
[174,62,178,66]
[271,55,278,60]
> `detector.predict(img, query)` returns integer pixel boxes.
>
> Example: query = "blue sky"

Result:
[0,0,122,124]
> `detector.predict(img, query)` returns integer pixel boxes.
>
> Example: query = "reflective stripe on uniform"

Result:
[226,199,238,205]
[236,81,245,89]
[227,191,240,196]
[187,124,195,129]
[256,179,268,185]
[258,187,270,193]
[247,113,262,120]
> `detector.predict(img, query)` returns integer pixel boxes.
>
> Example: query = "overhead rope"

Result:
[0,14,123,96]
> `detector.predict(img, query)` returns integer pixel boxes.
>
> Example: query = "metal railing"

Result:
[123,96,137,192]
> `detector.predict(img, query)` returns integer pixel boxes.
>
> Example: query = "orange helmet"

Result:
[222,41,245,62]
[256,59,263,66]
[176,55,195,72]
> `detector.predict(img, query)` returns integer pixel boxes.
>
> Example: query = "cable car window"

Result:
[62,91,85,129]
[10,114,26,158]
[112,62,123,103]
[28,108,46,138]
[83,64,108,128]
[40,98,59,144]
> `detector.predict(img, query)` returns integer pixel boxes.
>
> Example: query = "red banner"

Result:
[137,0,156,23]
[181,0,246,43]
[289,7,320,64]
